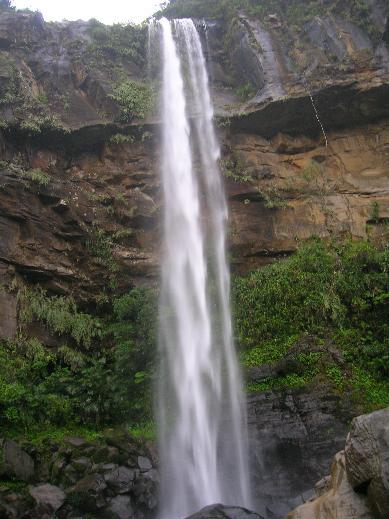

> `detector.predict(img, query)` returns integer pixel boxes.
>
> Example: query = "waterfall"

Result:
[154,18,251,518]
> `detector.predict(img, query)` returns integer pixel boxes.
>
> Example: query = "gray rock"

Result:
[104,466,136,494]
[0,440,34,482]
[62,463,79,486]
[102,495,134,519]
[137,456,152,472]
[344,407,389,518]
[29,483,65,513]
[71,457,92,473]
[66,473,107,512]
[247,388,355,518]
[143,469,159,483]
[64,437,86,448]
[185,504,264,518]
[99,463,119,474]
[133,472,158,510]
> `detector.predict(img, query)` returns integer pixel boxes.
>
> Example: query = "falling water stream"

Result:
[153,18,251,518]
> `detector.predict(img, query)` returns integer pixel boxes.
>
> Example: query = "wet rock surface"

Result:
[0,430,158,518]
[0,439,35,482]
[247,387,356,518]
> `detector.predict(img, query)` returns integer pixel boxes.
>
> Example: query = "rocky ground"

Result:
[0,429,158,518]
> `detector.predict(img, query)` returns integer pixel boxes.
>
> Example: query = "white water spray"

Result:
[154,18,251,518]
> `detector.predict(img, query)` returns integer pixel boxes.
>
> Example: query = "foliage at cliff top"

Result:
[87,19,147,66]
[233,238,389,412]
[158,0,381,38]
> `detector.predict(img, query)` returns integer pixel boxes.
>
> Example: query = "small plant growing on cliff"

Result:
[235,82,256,102]
[23,168,51,187]
[86,226,119,288]
[109,81,154,122]
[257,184,288,209]
[110,133,135,145]
[369,201,380,224]
[220,155,252,183]
[299,160,321,182]
[18,287,102,349]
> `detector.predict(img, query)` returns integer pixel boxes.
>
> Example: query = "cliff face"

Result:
[0,2,388,298]
[0,2,388,518]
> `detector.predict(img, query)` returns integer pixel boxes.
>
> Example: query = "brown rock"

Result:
[345,408,389,518]
[287,451,374,518]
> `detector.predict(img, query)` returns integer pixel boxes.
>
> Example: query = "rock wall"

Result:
[247,387,356,518]
[0,4,388,299]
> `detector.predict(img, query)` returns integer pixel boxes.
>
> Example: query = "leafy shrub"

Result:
[0,286,157,431]
[87,20,147,65]
[109,133,135,145]
[235,82,256,101]
[233,238,389,408]
[109,81,154,122]
[23,168,51,186]
[18,287,102,349]
[105,288,158,423]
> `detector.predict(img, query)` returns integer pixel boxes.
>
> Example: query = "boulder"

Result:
[29,483,65,514]
[66,473,107,512]
[63,437,87,449]
[102,495,134,519]
[104,466,136,494]
[137,456,152,472]
[185,504,264,518]
[287,407,389,519]
[344,408,389,517]
[0,440,34,482]
[132,471,158,510]
[287,451,374,518]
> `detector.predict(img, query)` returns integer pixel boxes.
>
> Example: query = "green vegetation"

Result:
[220,154,252,183]
[159,0,376,34]
[18,287,101,349]
[235,82,256,102]
[0,286,157,432]
[1,229,387,437]
[87,20,147,66]
[257,184,289,209]
[109,81,155,122]
[159,0,382,72]
[110,133,135,145]
[233,239,389,411]
[22,168,51,187]
[86,226,119,286]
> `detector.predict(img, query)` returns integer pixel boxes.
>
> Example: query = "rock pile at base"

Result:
[0,429,158,518]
